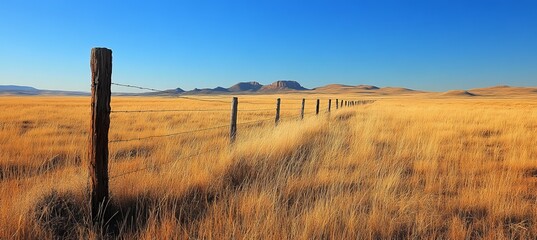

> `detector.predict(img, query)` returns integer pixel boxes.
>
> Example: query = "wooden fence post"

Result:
[328,99,332,112]
[275,98,281,125]
[301,98,305,120]
[230,97,238,143]
[316,99,320,115]
[88,47,112,222]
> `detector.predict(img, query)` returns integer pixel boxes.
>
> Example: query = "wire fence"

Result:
[109,147,222,180]
[99,83,372,179]
[112,82,231,103]
[84,47,377,217]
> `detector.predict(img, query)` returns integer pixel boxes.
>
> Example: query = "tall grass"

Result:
[1,96,536,239]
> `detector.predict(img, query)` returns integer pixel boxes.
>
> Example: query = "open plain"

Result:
[1,93,536,239]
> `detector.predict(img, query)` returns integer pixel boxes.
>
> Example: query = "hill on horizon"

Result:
[312,84,418,95]
[228,81,263,92]
[469,85,537,96]
[440,90,477,97]
[259,80,307,92]
[1,83,536,97]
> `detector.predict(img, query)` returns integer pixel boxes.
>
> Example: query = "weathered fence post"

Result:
[316,99,320,115]
[301,98,305,120]
[336,99,339,109]
[275,98,281,125]
[328,99,332,112]
[88,47,112,222]
[230,97,238,143]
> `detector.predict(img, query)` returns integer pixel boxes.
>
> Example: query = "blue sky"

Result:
[0,0,536,92]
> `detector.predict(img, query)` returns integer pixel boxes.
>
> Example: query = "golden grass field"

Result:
[1,94,537,239]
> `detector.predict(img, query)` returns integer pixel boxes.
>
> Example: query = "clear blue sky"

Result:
[0,0,536,92]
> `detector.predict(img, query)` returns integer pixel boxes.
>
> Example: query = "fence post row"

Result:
[86,48,380,225]
[88,47,112,223]
[230,97,238,143]
[275,98,281,125]
[301,98,305,120]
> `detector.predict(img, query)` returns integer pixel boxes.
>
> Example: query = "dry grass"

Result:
[1,95,536,239]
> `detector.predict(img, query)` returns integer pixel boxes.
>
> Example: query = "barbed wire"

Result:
[109,147,222,179]
[237,117,275,126]
[111,82,162,92]
[101,98,372,180]
[172,95,230,103]
[108,115,302,179]
[111,82,230,103]
[110,109,229,113]
[109,108,277,114]
[109,124,229,143]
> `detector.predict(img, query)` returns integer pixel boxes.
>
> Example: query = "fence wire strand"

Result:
[109,147,222,180]
[111,82,162,92]
[110,108,277,113]
[109,124,229,143]
[111,82,230,104]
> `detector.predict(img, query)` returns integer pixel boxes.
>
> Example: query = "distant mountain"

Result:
[313,84,417,95]
[228,81,263,92]
[440,90,477,97]
[137,88,185,96]
[259,80,307,92]
[4,83,535,97]
[469,85,537,96]
[376,87,418,95]
[0,85,40,95]
[313,84,353,91]
[0,85,88,96]
[184,86,229,95]
[356,85,379,90]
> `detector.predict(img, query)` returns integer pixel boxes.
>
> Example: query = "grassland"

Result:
[1,95,537,239]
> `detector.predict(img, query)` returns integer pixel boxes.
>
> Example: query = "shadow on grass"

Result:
[34,184,218,239]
